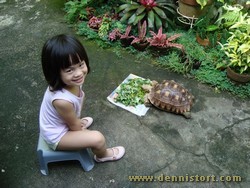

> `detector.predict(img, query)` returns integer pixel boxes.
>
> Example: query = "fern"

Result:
[216,4,244,28]
[155,52,187,74]
[64,0,90,23]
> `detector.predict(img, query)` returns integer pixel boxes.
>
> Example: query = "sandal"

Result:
[81,117,93,129]
[94,146,125,162]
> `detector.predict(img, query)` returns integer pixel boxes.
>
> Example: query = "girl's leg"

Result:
[57,129,109,158]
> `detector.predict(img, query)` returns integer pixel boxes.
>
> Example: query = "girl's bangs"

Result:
[70,53,83,65]
[61,53,82,69]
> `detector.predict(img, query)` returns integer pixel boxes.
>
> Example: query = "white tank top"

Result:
[39,87,84,144]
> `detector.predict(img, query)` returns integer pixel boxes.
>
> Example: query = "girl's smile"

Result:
[73,76,84,83]
[60,61,88,88]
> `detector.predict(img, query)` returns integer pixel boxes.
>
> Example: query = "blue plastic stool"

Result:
[37,134,94,175]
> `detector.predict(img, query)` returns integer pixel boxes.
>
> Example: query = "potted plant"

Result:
[219,12,250,83]
[194,3,245,47]
[131,20,149,51]
[178,0,215,18]
[147,27,184,54]
[117,0,176,31]
[119,25,135,47]
[193,11,221,47]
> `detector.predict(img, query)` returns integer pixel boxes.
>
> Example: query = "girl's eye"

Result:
[65,69,73,73]
[79,62,85,67]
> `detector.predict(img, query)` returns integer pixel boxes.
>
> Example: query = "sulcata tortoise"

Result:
[142,80,194,118]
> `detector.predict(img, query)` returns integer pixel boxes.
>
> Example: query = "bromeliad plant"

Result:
[108,28,121,41]
[131,20,148,44]
[130,20,150,51]
[120,25,134,39]
[117,0,176,31]
[193,12,221,47]
[147,27,184,52]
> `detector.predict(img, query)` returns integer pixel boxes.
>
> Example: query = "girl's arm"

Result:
[53,99,82,131]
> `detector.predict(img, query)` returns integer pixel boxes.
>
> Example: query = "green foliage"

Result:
[148,32,204,74]
[77,22,99,39]
[177,32,207,71]
[64,0,90,23]
[219,12,250,74]
[196,0,210,9]
[115,78,152,106]
[216,4,247,28]
[193,4,247,47]
[194,14,220,46]
[154,32,250,98]
[155,52,187,74]
[98,16,111,39]
[109,20,127,34]
[63,1,250,98]
[77,22,112,48]
[191,61,250,98]
[88,0,122,9]
[206,46,229,69]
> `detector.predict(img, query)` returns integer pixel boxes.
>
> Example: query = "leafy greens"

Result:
[115,78,152,107]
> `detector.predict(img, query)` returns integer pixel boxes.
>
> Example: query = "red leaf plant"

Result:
[120,25,135,40]
[147,27,184,52]
[108,28,121,41]
[88,16,102,30]
[131,20,148,44]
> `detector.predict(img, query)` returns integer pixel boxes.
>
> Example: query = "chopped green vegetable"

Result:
[115,78,152,106]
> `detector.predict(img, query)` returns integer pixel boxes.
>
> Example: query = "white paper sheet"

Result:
[107,74,150,116]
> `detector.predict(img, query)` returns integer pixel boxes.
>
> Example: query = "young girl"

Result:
[39,34,125,162]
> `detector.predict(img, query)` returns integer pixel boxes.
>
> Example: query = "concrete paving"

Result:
[0,0,249,188]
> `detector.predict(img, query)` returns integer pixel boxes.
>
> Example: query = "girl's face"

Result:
[60,60,88,88]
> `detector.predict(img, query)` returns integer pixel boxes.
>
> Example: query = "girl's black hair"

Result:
[41,34,90,91]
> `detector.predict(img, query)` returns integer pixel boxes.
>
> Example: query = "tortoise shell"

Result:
[148,80,194,116]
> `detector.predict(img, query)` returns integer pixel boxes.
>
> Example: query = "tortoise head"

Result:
[142,80,158,92]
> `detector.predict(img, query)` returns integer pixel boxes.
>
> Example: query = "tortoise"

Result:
[142,80,194,118]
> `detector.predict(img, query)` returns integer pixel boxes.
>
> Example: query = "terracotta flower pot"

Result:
[120,38,134,47]
[226,67,250,83]
[196,34,210,46]
[196,34,221,47]
[181,0,214,6]
[181,0,199,6]
[148,46,170,57]
[178,0,213,18]
[132,42,149,51]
